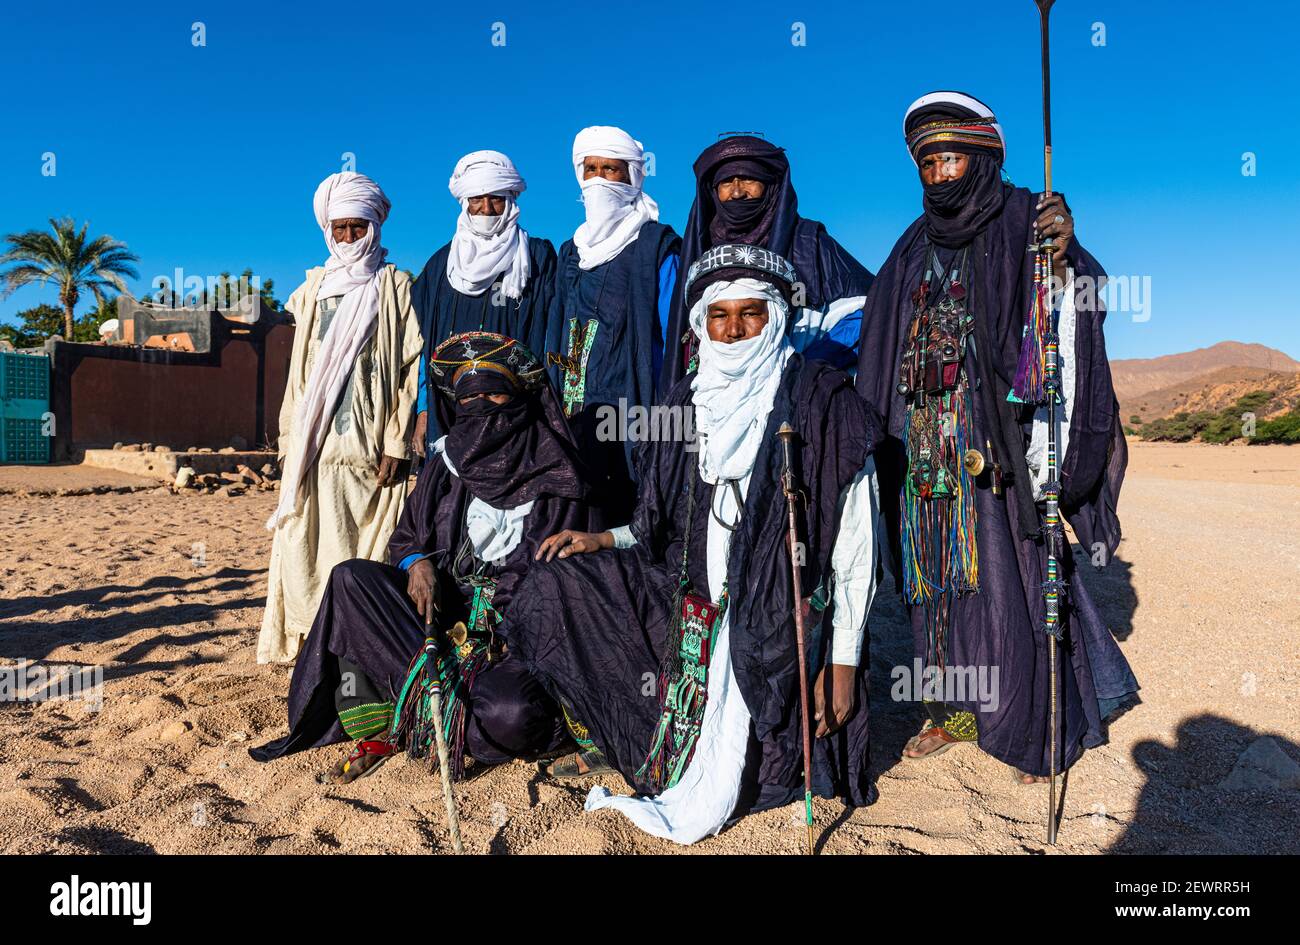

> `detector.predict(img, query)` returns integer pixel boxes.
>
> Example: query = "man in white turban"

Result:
[552,125,680,523]
[409,150,559,455]
[511,244,884,844]
[257,171,423,663]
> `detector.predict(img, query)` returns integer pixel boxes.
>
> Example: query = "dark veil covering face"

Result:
[905,98,1008,248]
[698,136,798,253]
[858,91,1127,561]
[430,332,588,510]
[661,135,874,390]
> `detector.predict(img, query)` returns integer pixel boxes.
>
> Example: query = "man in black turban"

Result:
[661,135,875,389]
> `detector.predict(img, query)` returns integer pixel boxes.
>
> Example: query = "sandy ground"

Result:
[1,442,1296,855]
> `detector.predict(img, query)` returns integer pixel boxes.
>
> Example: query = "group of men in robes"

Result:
[252,94,1138,846]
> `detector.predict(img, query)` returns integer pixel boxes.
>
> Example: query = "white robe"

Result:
[257,264,422,664]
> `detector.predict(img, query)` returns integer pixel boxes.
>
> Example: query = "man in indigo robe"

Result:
[661,135,874,388]
[251,333,590,783]
[509,245,882,844]
[410,151,561,454]
[855,90,1139,783]
[551,126,680,522]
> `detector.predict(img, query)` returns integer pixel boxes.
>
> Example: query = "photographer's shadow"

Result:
[1109,714,1300,854]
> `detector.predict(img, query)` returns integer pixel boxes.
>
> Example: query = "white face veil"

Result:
[688,277,793,484]
[268,172,392,531]
[314,171,390,297]
[446,150,531,299]
[571,125,659,270]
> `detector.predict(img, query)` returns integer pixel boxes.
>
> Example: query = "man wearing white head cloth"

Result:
[551,126,680,523]
[258,172,423,664]
[409,150,559,455]
[510,244,884,844]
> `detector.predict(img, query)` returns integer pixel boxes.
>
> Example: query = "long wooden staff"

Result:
[1034,0,1064,846]
[423,634,465,854]
[776,422,816,856]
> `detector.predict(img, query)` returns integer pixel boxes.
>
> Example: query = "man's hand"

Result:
[1034,192,1075,283]
[813,663,857,737]
[406,558,439,625]
[410,411,428,458]
[375,454,403,487]
[535,530,614,562]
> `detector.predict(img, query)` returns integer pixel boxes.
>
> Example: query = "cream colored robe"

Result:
[257,264,422,663]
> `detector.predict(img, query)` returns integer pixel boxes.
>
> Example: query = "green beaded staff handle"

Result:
[423,636,464,854]
[777,421,817,856]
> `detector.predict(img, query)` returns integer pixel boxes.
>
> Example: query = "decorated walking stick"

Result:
[423,634,465,854]
[1030,0,1065,845]
[776,421,817,856]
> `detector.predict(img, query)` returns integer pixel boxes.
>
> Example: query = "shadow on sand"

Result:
[1108,714,1300,855]
[0,567,264,680]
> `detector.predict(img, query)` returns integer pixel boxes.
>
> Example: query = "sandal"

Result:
[545,749,613,779]
[901,721,961,761]
[1011,767,1050,785]
[326,739,397,785]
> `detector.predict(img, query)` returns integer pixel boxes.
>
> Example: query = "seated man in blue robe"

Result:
[251,333,591,784]
[551,126,680,523]
[410,151,561,455]
[508,246,883,845]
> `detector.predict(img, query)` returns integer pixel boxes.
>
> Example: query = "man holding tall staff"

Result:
[855,90,1138,789]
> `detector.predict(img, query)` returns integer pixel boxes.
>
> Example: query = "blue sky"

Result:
[1,0,1295,360]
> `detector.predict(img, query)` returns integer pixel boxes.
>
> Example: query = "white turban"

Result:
[445,150,531,300]
[571,125,659,270]
[688,278,793,484]
[269,172,391,531]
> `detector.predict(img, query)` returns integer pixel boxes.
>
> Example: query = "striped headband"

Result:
[906,117,1005,163]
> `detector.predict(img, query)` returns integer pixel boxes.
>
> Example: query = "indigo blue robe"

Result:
[662,137,874,389]
[554,220,679,521]
[510,355,882,813]
[856,184,1139,777]
[412,237,562,449]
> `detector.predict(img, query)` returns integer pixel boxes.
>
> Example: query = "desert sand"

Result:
[1,441,1297,855]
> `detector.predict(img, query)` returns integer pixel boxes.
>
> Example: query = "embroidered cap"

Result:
[429,330,545,399]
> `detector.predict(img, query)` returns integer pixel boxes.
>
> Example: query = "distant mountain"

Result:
[1113,342,1300,423]
[1124,368,1300,425]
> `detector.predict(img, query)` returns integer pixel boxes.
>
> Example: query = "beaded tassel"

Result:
[1010,252,1051,405]
[901,387,979,670]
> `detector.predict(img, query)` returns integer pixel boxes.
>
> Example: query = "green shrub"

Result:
[1141,390,1286,444]
[1249,408,1300,444]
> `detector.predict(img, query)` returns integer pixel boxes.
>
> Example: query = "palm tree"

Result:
[1,217,139,340]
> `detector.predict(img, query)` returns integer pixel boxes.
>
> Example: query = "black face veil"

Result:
[431,335,587,509]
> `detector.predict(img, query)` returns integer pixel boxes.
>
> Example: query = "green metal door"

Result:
[0,351,51,464]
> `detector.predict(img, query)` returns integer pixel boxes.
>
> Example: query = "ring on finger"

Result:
[1054,214,1065,225]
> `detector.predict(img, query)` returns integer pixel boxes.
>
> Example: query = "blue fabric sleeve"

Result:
[416,353,428,415]
[802,307,863,372]
[657,254,678,343]
[397,552,429,571]
[653,254,678,389]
